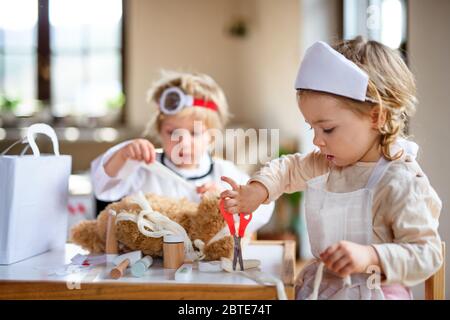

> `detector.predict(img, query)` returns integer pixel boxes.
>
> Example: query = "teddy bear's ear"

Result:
[197,193,221,216]
[200,191,221,206]
[204,191,220,200]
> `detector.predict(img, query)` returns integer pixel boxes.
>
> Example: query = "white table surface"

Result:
[0,243,285,286]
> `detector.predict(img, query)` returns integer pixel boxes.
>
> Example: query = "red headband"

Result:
[192,98,218,112]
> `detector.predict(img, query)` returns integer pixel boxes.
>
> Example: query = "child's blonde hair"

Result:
[299,36,417,161]
[143,70,230,141]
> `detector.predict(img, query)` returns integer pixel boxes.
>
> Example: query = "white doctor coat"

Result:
[91,140,275,233]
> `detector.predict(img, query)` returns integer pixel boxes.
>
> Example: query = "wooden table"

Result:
[0,240,296,300]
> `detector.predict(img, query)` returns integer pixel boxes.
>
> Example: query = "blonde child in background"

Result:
[91,71,274,233]
[220,37,443,299]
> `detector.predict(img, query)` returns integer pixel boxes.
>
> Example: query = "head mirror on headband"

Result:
[159,87,218,115]
[159,87,192,114]
[295,41,376,103]
[164,91,182,111]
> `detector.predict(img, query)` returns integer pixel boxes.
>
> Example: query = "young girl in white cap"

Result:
[91,70,274,233]
[220,37,443,299]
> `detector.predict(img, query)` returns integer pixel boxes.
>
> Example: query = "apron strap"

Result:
[308,262,325,300]
[365,139,419,190]
[307,262,352,300]
[365,157,391,190]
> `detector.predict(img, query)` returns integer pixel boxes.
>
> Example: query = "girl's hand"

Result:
[219,176,269,214]
[119,139,156,164]
[196,182,220,196]
[320,241,381,278]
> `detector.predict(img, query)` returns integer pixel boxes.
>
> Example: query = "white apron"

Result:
[297,157,391,299]
[296,140,418,300]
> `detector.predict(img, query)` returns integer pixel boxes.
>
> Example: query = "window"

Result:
[343,0,410,133]
[0,0,125,124]
[0,0,38,116]
[343,0,408,54]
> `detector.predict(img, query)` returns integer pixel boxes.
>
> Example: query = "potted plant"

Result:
[98,92,125,127]
[0,95,20,127]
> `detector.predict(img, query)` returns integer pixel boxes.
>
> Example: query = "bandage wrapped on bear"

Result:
[70,192,238,261]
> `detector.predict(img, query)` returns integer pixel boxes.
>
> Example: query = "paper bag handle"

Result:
[26,123,60,156]
[0,123,60,157]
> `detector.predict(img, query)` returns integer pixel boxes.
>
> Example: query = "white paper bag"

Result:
[0,123,72,264]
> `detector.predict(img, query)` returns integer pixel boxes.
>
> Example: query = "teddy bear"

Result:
[70,191,235,261]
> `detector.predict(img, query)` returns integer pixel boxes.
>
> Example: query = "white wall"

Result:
[409,0,450,299]
[126,0,301,141]
[126,0,238,131]
[233,0,301,140]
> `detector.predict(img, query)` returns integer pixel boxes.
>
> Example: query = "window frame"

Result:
[343,0,409,62]
[342,0,411,132]
[25,0,127,125]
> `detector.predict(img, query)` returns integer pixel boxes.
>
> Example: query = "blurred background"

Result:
[1,0,449,299]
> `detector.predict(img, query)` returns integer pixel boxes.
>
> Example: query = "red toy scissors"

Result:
[219,199,253,271]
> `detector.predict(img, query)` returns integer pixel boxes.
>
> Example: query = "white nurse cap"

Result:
[295,41,374,103]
